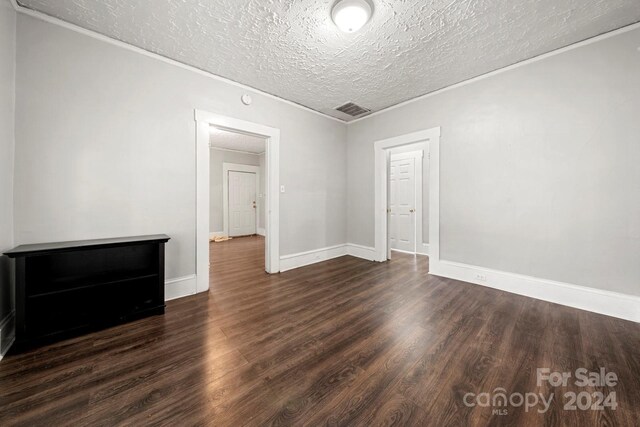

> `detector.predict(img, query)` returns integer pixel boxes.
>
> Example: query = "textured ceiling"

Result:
[17,0,640,121]
[210,127,265,154]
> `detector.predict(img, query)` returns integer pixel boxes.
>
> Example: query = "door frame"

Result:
[195,110,280,294]
[223,163,260,237]
[388,150,423,257]
[374,127,440,262]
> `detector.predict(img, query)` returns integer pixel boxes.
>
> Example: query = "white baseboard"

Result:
[280,244,348,272]
[417,243,429,256]
[430,260,640,323]
[390,248,415,255]
[211,230,265,238]
[165,274,197,301]
[346,243,377,261]
[347,243,427,260]
[279,243,379,272]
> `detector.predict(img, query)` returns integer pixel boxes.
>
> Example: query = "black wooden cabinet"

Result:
[4,234,170,351]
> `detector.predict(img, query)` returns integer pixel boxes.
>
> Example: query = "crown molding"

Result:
[347,20,640,125]
[8,0,346,125]
[9,0,640,128]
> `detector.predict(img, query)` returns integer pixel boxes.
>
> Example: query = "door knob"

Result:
[410,209,415,213]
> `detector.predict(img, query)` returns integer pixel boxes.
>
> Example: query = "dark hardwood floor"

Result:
[1,235,639,426]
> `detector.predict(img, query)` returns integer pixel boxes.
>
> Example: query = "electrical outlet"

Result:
[475,273,487,282]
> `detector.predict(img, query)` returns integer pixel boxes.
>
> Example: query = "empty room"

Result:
[0,0,639,425]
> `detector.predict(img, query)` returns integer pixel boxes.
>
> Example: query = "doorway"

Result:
[209,130,266,280]
[195,110,280,295]
[373,127,440,262]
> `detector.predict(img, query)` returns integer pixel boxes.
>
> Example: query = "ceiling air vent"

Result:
[335,102,371,117]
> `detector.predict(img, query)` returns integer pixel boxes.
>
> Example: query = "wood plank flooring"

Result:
[1,235,639,426]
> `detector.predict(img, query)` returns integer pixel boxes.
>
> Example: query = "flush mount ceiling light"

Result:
[331,0,373,33]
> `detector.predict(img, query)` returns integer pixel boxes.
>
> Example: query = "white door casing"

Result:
[374,128,440,262]
[228,171,257,236]
[389,155,416,252]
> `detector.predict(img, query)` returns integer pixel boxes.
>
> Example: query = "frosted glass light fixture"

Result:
[332,0,373,33]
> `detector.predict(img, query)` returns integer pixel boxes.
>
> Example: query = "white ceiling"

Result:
[209,127,265,154]
[18,0,640,121]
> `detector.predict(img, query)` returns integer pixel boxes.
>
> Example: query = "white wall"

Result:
[0,0,16,355]
[13,14,347,281]
[209,149,262,233]
[8,3,639,314]
[348,27,640,296]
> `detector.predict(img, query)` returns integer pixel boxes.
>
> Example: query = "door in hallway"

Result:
[228,171,256,236]
[389,155,416,252]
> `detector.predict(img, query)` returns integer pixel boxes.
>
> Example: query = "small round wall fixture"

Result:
[241,94,252,105]
[332,0,373,33]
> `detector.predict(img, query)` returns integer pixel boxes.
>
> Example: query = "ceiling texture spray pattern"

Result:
[18,0,640,121]
[209,128,265,154]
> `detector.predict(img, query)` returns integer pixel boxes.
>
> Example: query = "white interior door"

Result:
[228,171,257,236]
[389,156,416,252]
